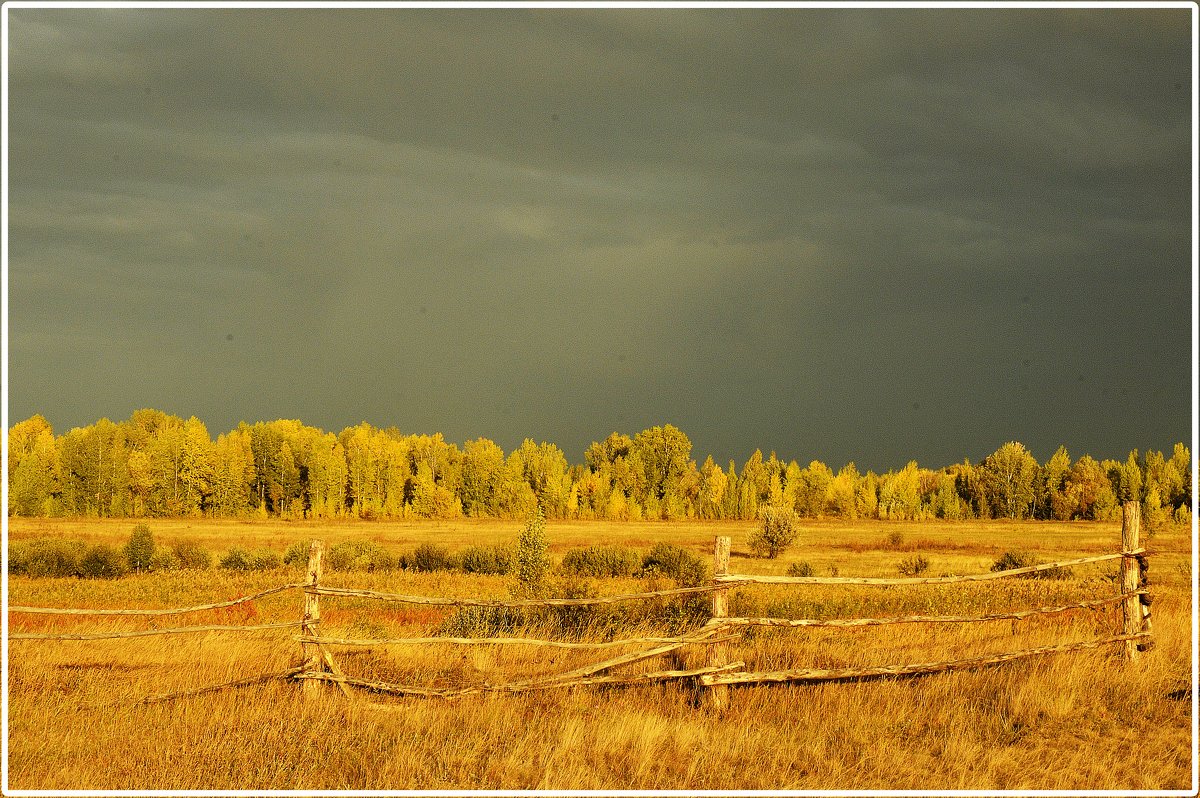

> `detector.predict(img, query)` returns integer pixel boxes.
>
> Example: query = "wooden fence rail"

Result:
[712,551,1138,586]
[723,591,1145,628]
[698,633,1152,687]
[8,583,305,615]
[7,501,1153,709]
[307,580,743,607]
[10,621,308,641]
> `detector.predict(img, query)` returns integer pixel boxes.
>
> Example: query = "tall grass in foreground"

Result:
[6,518,1193,790]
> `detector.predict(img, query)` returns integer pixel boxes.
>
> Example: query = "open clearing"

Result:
[5,516,1194,791]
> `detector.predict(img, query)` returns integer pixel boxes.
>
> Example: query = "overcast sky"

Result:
[4,6,1194,472]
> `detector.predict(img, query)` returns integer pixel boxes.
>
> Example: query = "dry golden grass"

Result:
[5,516,1194,790]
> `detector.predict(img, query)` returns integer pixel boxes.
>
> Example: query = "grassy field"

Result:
[5,515,1195,791]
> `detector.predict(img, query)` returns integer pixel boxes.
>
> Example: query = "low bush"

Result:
[641,543,708,586]
[219,548,252,571]
[560,545,639,578]
[786,561,815,578]
[79,544,127,579]
[249,548,281,571]
[9,538,85,578]
[220,547,281,572]
[173,540,212,570]
[748,505,801,558]
[149,549,180,572]
[459,544,513,575]
[328,540,397,573]
[897,554,930,577]
[436,605,526,638]
[990,550,1073,580]
[405,542,456,573]
[283,541,310,568]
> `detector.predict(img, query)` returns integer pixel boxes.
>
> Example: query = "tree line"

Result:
[6,410,1192,529]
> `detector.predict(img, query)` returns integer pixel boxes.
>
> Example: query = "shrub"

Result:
[7,542,29,575]
[220,548,253,571]
[406,542,456,573]
[539,574,628,639]
[248,548,281,571]
[513,507,550,594]
[220,547,281,572]
[991,550,1038,573]
[459,544,513,576]
[560,545,639,578]
[641,543,708,586]
[10,538,84,578]
[283,541,310,568]
[990,550,1073,580]
[328,540,397,573]
[149,549,180,572]
[124,524,155,573]
[748,505,801,558]
[172,540,212,571]
[79,544,127,579]
[886,530,905,547]
[897,554,930,577]
[787,561,815,578]
[437,605,526,638]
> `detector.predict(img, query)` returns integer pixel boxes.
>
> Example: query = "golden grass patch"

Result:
[6,516,1193,790]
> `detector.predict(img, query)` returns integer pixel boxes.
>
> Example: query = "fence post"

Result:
[1120,502,1141,663]
[706,535,731,711]
[303,540,325,695]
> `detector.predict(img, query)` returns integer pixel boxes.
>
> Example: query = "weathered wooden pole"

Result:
[706,535,731,710]
[303,539,325,695]
[1120,502,1141,663]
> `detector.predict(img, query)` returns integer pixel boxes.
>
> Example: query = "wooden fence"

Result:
[7,502,1154,710]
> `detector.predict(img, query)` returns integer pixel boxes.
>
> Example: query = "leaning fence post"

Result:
[1120,502,1142,663]
[706,535,731,710]
[303,540,325,695]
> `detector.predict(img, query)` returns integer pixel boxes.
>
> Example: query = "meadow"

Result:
[5,515,1195,791]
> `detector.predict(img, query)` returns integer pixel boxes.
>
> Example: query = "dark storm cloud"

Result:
[5,7,1192,471]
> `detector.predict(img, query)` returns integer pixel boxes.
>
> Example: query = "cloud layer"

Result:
[6,8,1192,470]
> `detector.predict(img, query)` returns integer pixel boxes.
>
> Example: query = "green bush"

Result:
[220,547,281,572]
[283,541,310,568]
[406,542,456,573]
[560,545,639,578]
[124,524,155,573]
[220,548,253,571]
[436,605,526,638]
[9,538,85,578]
[79,544,127,579]
[459,544,513,576]
[641,543,708,586]
[748,505,801,558]
[172,540,212,570]
[7,542,28,575]
[541,575,606,638]
[513,507,550,594]
[786,561,815,578]
[149,549,180,572]
[897,554,930,577]
[990,550,1073,580]
[249,548,281,571]
[328,540,397,573]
